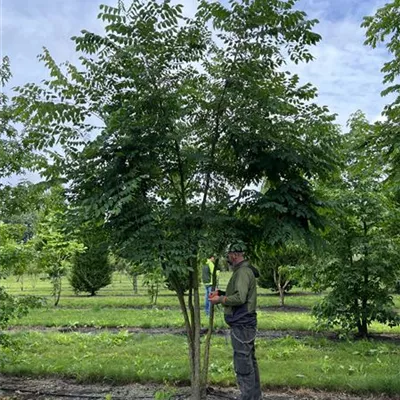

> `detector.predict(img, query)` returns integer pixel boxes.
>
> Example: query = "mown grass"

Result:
[4,273,400,395]
[2,272,324,310]
[10,307,400,335]
[5,273,400,312]
[2,331,400,395]
[2,273,319,300]
[12,308,313,330]
[5,293,320,309]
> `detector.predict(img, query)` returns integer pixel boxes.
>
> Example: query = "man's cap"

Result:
[226,241,247,253]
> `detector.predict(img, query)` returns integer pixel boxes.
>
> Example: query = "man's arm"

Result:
[210,269,251,305]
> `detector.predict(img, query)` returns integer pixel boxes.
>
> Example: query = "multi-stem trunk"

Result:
[188,260,203,400]
[169,270,205,399]
[274,268,284,307]
[201,258,219,396]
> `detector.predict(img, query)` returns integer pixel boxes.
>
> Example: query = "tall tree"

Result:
[363,3,400,186]
[14,1,339,397]
[312,111,400,338]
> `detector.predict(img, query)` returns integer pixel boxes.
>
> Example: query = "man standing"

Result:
[202,255,216,316]
[209,242,261,400]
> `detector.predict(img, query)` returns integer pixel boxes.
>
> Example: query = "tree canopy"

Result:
[8,0,349,398]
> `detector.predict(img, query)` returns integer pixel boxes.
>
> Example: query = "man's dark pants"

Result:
[231,325,261,400]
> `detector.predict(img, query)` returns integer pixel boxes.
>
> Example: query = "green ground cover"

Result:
[3,273,400,396]
[2,331,400,395]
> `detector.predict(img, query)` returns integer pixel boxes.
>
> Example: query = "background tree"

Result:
[15,1,339,397]
[109,253,142,292]
[363,2,400,187]
[0,57,43,355]
[0,56,35,178]
[312,111,400,338]
[34,187,84,306]
[142,266,164,306]
[69,224,112,296]
[255,242,308,306]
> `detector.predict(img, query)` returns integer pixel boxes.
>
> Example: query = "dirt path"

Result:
[9,326,330,339]
[0,376,396,400]
[8,326,400,344]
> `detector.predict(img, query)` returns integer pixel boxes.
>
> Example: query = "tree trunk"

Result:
[201,258,219,394]
[164,255,207,399]
[132,274,138,294]
[172,277,201,397]
[31,273,37,289]
[154,282,159,306]
[279,287,285,306]
[359,317,368,338]
[359,221,369,338]
[54,277,62,307]
[273,268,285,306]
[280,279,291,307]
[194,270,203,399]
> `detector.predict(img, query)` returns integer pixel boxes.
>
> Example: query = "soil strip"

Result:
[0,376,395,400]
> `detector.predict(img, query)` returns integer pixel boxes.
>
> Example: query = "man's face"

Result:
[227,252,235,266]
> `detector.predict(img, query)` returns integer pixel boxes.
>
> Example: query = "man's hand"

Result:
[208,291,225,305]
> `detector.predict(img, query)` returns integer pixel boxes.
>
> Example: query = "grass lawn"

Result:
[5,273,400,311]
[3,272,400,395]
[2,331,400,395]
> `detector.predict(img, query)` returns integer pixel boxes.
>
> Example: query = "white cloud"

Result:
[291,0,391,128]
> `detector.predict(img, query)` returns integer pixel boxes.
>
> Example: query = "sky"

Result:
[1,0,391,134]
[0,0,388,126]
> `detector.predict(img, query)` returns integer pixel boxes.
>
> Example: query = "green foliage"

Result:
[255,243,309,301]
[5,331,400,395]
[0,287,42,330]
[0,182,48,223]
[109,254,143,293]
[0,57,44,359]
[0,57,37,178]
[311,112,400,337]
[69,226,112,296]
[363,3,400,187]
[14,0,339,263]
[34,187,85,306]
[154,387,177,400]
[142,266,164,306]
[14,0,340,395]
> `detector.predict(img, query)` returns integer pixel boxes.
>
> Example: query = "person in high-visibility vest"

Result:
[202,256,218,316]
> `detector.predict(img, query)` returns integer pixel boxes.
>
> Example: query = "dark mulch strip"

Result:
[258,292,324,298]
[40,305,311,313]
[260,305,310,312]
[0,376,395,400]
[7,324,400,344]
